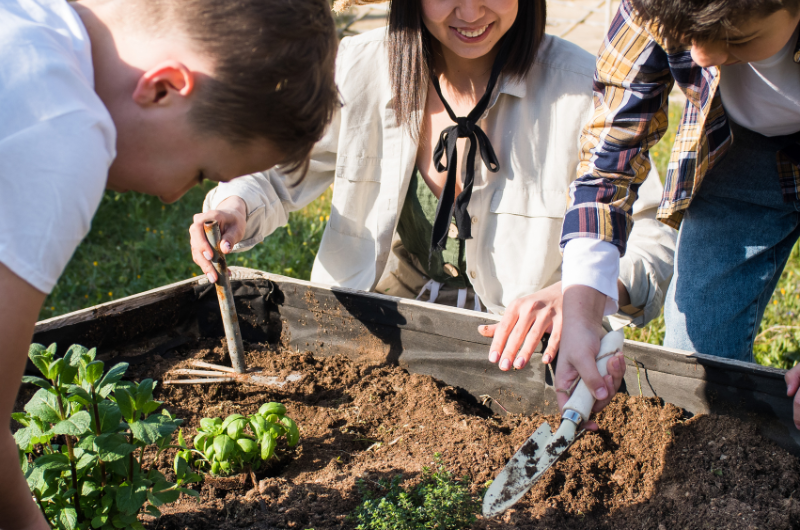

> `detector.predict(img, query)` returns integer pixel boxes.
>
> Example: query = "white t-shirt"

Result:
[0,0,116,294]
[720,26,800,137]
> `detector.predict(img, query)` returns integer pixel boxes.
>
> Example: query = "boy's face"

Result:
[106,115,282,204]
[690,9,800,67]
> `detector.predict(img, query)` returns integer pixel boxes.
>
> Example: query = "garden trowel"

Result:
[482,330,624,518]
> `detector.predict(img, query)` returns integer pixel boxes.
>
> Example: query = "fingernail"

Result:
[203,251,212,260]
[489,351,500,363]
[207,272,215,283]
[542,354,551,364]
[500,359,511,371]
[595,387,608,400]
[222,241,232,252]
[514,358,525,369]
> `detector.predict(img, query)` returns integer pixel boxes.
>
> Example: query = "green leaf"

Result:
[11,412,30,426]
[28,344,52,377]
[95,433,137,462]
[48,358,65,382]
[98,362,129,397]
[134,379,157,410]
[21,376,52,390]
[67,385,93,407]
[140,400,161,416]
[24,465,46,492]
[96,401,123,432]
[116,481,148,515]
[258,402,286,416]
[213,435,234,461]
[34,453,71,472]
[249,416,266,438]
[199,417,221,433]
[91,515,107,529]
[76,451,97,471]
[145,504,162,518]
[280,417,300,447]
[129,420,161,445]
[114,387,135,422]
[226,418,247,440]
[58,506,78,530]
[260,433,276,460]
[174,453,189,477]
[84,361,105,386]
[236,438,257,454]
[221,414,246,431]
[13,427,32,450]
[193,433,210,452]
[81,479,100,497]
[52,410,92,436]
[25,388,62,423]
[61,346,84,385]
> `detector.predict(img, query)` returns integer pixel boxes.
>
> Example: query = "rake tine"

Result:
[163,377,236,384]
[189,360,238,373]
[169,369,234,377]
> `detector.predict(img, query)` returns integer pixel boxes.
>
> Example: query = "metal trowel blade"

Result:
[483,419,578,518]
[482,421,552,518]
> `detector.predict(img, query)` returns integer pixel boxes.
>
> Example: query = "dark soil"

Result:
[120,340,800,529]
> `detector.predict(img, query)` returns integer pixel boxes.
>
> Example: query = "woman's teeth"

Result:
[456,25,489,38]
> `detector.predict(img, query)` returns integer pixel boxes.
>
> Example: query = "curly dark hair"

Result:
[630,0,800,44]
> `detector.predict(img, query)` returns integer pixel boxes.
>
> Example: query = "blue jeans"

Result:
[664,122,800,362]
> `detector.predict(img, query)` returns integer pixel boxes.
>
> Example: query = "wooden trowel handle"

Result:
[562,330,624,424]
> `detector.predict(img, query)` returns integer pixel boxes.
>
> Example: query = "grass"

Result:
[42,101,799,370]
[39,184,331,320]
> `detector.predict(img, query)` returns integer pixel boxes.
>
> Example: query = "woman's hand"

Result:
[786,364,800,430]
[479,282,563,371]
[189,196,247,283]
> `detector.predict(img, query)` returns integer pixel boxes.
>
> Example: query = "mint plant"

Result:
[14,343,200,530]
[192,402,299,476]
[352,454,481,530]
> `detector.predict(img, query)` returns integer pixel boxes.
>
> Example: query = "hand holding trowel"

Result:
[482,329,625,518]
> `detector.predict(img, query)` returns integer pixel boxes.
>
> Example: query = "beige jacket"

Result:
[205,28,676,325]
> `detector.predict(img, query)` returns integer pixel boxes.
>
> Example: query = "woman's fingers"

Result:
[489,308,520,366]
[478,324,496,338]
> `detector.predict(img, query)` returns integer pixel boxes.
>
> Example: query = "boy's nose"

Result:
[691,41,729,67]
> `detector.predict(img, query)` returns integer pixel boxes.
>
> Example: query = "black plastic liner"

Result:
[31,268,800,456]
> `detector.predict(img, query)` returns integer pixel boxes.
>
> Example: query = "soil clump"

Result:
[114,340,800,529]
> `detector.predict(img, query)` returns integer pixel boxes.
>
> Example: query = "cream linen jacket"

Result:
[204,28,676,325]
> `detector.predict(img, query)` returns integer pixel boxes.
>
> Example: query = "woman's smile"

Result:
[452,22,493,42]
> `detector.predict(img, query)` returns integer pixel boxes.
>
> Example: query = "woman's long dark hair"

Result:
[387,0,546,137]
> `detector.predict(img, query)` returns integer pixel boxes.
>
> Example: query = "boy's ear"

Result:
[132,61,195,107]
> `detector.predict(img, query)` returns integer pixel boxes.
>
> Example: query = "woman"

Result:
[189,0,675,393]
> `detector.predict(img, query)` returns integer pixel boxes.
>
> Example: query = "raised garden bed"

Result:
[27,268,800,529]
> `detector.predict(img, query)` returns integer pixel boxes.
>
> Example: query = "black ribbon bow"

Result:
[428,39,511,258]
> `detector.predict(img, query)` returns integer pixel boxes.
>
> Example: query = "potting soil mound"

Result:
[129,340,800,530]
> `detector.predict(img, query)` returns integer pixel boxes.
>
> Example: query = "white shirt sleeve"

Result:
[562,238,620,316]
[0,1,116,294]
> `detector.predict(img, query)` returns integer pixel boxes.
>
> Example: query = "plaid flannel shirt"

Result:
[560,0,800,256]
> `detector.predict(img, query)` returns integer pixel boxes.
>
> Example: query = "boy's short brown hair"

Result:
[631,0,800,44]
[175,0,339,176]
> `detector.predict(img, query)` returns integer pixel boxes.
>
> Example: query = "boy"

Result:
[0,0,338,527]
[555,0,800,426]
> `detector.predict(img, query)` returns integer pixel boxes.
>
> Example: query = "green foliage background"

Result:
[42,104,799,370]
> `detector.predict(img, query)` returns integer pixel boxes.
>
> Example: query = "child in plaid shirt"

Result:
[554,0,800,430]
